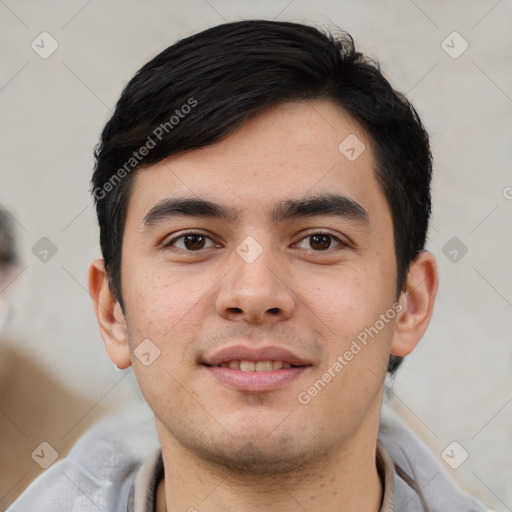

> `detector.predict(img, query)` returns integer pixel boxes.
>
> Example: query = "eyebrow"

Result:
[142,193,369,228]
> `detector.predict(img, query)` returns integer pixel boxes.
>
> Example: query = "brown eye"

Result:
[295,233,344,251]
[167,232,217,251]
[182,234,206,250]
[310,234,332,250]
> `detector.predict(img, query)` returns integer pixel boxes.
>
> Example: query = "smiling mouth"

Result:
[206,360,305,371]
[202,359,311,392]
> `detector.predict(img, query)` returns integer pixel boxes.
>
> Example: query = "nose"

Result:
[215,242,296,325]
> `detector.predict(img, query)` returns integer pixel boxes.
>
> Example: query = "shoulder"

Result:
[378,403,491,511]
[6,403,159,512]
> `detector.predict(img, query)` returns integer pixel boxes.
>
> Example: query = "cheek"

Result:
[122,273,207,405]
[297,261,396,360]
[122,261,218,367]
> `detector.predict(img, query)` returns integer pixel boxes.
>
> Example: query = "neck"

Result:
[156,412,384,512]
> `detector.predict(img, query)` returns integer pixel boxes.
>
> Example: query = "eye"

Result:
[295,233,345,251]
[166,232,218,251]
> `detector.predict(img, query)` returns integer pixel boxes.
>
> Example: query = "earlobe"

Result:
[390,251,439,357]
[88,259,132,369]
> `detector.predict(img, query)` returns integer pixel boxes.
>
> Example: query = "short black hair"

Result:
[91,20,433,373]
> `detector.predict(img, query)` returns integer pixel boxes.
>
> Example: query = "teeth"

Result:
[256,361,272,372]
[240,360,255,372]
[216,360,294,371]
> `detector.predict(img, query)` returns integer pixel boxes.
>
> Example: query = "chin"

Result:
[184,426,332,477]
[197,440,316,476]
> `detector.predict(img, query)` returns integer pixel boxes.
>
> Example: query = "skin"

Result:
[89,98,438,512]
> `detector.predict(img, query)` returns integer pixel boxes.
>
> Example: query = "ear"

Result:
[390,251,439,357]
[88,259,131,369]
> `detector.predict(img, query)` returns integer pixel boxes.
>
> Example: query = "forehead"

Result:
[126,98,386,224]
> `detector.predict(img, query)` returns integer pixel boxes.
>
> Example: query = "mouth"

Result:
[200,346,313,392]
[202,363,310,392]
[205,359,304,371]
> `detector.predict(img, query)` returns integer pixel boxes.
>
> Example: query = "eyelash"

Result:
[165,230,348,252]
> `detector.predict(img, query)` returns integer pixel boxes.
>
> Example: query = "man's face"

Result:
[119,99,400,472]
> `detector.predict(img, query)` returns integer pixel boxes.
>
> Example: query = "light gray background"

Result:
[1,0,511,510]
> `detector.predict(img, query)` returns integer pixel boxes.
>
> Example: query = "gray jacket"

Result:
[7,402,491,511]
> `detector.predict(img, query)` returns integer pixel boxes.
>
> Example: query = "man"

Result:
[8,20,490,511]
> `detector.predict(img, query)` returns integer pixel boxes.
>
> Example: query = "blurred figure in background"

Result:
[0,208,17,331]
[0,208,104,509]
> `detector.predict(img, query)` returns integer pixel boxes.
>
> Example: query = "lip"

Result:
[204,365,309,392]
[201,344,311,367]
[201,344,312,392]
